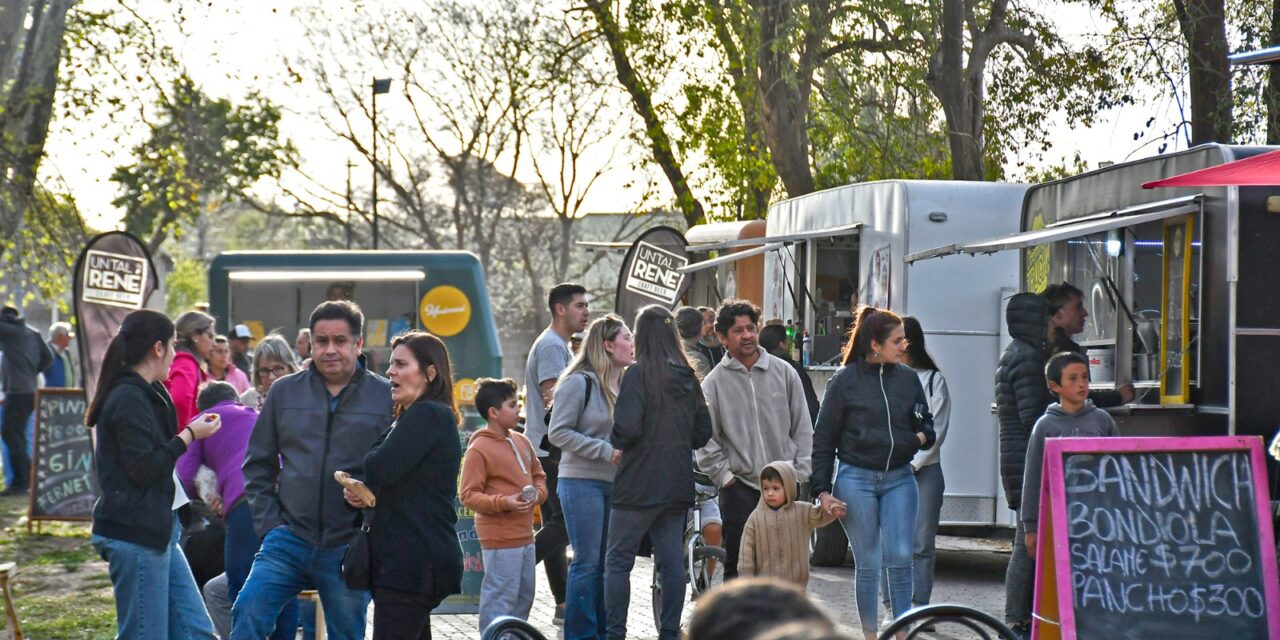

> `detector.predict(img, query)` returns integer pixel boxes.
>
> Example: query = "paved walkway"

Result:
[424,535,1012,639]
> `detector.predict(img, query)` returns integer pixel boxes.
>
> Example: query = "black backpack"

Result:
[539,373,594,459]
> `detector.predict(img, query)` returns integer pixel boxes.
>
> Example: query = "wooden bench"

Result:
[0,563,22,640]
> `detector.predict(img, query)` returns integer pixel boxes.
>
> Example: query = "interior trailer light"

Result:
[228,270,426,282]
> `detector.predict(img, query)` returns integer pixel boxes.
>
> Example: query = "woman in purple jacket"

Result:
[176,381,296,639]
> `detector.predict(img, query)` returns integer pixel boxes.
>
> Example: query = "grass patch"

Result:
[0,493,116,638]
[8,589,115,639]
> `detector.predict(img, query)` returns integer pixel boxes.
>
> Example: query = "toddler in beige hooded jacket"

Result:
[739,460,844,586]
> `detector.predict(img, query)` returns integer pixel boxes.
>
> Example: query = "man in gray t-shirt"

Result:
[523,282,589,620]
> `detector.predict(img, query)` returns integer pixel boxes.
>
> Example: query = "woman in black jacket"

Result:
[604,305,712,640]
[88,309,223,640]
[811,306,935,640]
[350,331,463,640]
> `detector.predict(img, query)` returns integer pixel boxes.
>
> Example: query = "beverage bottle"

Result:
[785,320,796,350]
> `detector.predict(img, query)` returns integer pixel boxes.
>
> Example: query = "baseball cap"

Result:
[232,324,253,339]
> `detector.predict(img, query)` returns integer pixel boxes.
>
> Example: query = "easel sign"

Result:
[27,388,95,532]
[1031,436,1280,639]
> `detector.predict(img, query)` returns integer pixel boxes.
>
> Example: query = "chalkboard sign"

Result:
[27,389,95,522]
[1032,437,1280,640]
[1161,216,1192,404]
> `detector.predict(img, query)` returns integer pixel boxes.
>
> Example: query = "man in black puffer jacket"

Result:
[993,292,1052,636]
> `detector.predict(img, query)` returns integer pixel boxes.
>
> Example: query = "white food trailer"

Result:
[752,181,1029,544]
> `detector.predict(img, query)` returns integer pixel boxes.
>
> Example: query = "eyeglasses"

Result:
[256,365,290,378]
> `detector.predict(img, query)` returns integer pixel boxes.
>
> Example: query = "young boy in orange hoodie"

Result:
[460,378,548,632]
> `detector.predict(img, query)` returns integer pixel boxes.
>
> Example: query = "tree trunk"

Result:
[584,0,706,227]
[1267,0,1280,144]
[0,0,72,240]
[1174,0,1232,144]
[928,0,983,180]
[753,0,815,196]
[0,0,33,87]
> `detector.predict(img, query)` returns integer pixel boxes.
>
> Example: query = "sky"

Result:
[42,1,1207,233]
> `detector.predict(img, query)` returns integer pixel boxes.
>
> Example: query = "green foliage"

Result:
[164,256,208,318]
[111,77,296,247]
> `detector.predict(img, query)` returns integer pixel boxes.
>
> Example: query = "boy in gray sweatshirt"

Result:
[1021,351,1120,556]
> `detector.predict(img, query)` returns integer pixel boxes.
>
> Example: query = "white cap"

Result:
[232,324,252,339]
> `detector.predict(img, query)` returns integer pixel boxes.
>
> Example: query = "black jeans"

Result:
[719,480,760,579]
[372,584,443,640]
[2,392,34,489]
[535,455,569,605]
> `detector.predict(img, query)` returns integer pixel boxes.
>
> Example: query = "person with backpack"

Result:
[523,282,590,624]
[548,314,632,639]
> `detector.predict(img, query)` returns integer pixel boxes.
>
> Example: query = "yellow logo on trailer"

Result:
[454,378,477,406]
[420,285,471,337]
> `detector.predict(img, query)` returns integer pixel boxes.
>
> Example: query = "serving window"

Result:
[1047,208,1202,404]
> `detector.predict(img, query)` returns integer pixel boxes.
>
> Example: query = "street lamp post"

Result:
[371,78,391,250]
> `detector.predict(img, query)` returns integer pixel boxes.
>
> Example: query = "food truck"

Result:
[908,145,1280,483]
[207,250,501,417]
[682,182,1026,551]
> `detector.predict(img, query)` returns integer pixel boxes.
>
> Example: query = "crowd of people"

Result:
[41,274,1129,640]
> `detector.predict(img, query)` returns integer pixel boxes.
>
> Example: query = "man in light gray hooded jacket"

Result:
[696,300,812,579]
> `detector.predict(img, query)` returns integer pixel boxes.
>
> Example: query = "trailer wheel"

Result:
[810,523,848,567]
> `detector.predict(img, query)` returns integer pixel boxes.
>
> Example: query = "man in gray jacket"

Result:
[0,306,52,495]
[696,300,812,579]
[233,300,392,640]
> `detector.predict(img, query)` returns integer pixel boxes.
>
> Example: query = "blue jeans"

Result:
[231,526,371,640]
[92,513,217,640]
[559,478,612,640]
[834,463,918,633]
[882,462,946,608]
[224,501,299,640]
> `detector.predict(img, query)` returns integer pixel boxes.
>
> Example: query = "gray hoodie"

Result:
[1020,401,1119,532]
[547,370,617,483]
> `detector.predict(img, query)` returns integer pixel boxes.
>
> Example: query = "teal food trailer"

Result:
[207,250,501,417]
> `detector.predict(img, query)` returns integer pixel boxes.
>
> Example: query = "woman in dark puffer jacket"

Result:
[992,291,1053,635]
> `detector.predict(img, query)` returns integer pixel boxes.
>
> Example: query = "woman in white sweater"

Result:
[882,315,951,614]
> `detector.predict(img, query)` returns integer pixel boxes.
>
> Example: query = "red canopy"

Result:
[1142,149,1280,188]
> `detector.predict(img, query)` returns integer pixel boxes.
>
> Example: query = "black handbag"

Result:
[341,508,373,590]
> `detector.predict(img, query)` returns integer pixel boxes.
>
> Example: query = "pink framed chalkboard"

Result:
[1032,436,1280,640]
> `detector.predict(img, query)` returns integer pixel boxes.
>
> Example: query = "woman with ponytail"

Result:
[809,305,937,640]
[89,309,223,639]
[166,310,216,428]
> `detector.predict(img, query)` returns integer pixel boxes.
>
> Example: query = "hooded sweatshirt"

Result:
[697,351,813,490]
[458,427,547,549]
[1020,401,1119,533]
[738,461,838,586]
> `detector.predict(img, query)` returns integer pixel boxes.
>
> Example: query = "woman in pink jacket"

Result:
[164,311,214,429]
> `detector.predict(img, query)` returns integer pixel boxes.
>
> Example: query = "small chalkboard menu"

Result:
[27,388,95,522]
[1032,437,1280,640]
[1161,216,1192,404]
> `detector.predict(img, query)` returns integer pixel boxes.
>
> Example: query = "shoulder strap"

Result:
[581,373,594,412]
[927,370,937,395]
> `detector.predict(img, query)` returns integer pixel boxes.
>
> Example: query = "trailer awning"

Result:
[1142,150,1280,187]
[678,243,783,273]
[677,222,861,273]
[904,196,1201,263]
